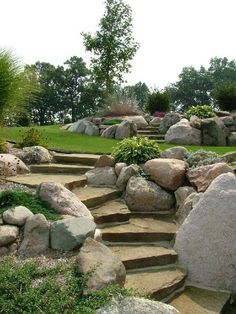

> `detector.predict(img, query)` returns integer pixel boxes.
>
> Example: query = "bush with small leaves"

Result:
[214,81,236,112]
[146,91,170,114]
[16,128,47,148]
[185,105,215,120]
[0,140,8,153]
[112,136,161,165]
[184,149,226,169]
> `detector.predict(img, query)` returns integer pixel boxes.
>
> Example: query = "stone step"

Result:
[169,286,230,314]
[137,130,160,135]
[72,186,122,208]
[6,174,87,189]
[109,245,178,269]
[52,152,101,165]
[138,134,165,140]
[30,163,93,174]
[125,267,187,300]
[91,199,130,224]
[101,217,176,242]
[140,126,160,131]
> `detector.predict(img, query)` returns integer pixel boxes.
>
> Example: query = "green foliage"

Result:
[185,105,215,119]
[123,82,150,110]
[0,257,138,313]
[103,118,123,125]
[0,190,61,220]
[112,136,161,165]
[82,0,139,94]
[146,90,170,114]
[184,149,225,169]
[214,81,236,112]
[16,127,47,148]
[64,116,72,124]
[0,139,8,153]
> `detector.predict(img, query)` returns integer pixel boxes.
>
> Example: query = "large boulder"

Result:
[38,182,93,219]
[125,176,175,212]
[96,297,180,314]
[15,146,52,164]
[51,218,96,251]
[122,116,148,129]
[101,125,118,138]
[159,112,181,134]
[165,119,201,145]
[201,117,227,146]
[3,206,33,226]
[116,164,140,190]
[115,121,137,140]
[68,118,91,133]
[187,162,234,192]
[0,154,30,176]
[84,121,100,136]
[86,167,117,186]
[174,173,236,291]
[220,116,234,126]
[161,146,188,160]
[78,238,126,294]
[143,159,186,191]
[0,225,19,247]
[19,214,50,255]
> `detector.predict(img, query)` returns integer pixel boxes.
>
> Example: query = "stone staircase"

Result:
[137,125,165,143]
[6,152,230,313]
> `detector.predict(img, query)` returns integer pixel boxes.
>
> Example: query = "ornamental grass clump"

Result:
[184,149,225,169]
[112,136,161,165]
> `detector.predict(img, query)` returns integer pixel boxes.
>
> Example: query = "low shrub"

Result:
[185,105,215,119]
[146,90,170,115]
[103,118,123,125]
[16,127,47,148]
[153,111,166,118]
[64,116,72,124]
[184,149,225,169]
[0,139,8,153]
[0,190,61,221]
[112,136,161,165]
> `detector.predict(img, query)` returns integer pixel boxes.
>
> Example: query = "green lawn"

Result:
[0,125,236,155]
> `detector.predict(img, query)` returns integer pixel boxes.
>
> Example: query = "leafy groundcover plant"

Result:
[112,136,161,165]
[184,149,225,169]
[185,105,215,120]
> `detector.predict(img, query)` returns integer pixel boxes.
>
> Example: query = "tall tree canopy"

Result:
[82,0,139,95]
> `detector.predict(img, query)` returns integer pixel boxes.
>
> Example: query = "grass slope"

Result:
[0,125,236,155]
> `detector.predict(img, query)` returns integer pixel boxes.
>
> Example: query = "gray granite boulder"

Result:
[159,112,181,134]
[125,176,175,212]
[95,155,116,168]
[101,125,118,138]
[228,132,236,146]
[161,146,188,160]
[51,218,96,251]
[86,167,117,186]
[116,164,140,190]
[15,146,52,164]
[174,186,196,208]
[3,206,33,226]
[84,121,99,136]
[115,162,127,176]
[0,225,19,247]
[115,121,137,140]
[201,117,227,146]
[78,238,126,294]
[175,173,236,291]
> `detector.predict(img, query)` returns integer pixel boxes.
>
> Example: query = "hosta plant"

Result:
[185,105,215,120]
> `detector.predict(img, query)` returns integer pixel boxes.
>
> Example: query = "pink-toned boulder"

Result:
[143,158,187,191]
[187,162,234,192]
[95,155,115,168]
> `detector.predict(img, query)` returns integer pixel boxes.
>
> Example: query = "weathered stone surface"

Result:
[201,117,227,146]
[159,112,181,134]
[144,158,186,190]
[125,176,175,212]
[116,164,140,190]
[101,125,118,138]
[220,116,234,126]
[3,206,33,226]
[0,225,19,246]
[0,153,30,176]
[187,162,233,192]
[161,146,188,160]
[165,119,201,145]
[228,132,236,146]
[150,117,162,126]
[223,151,236,162]
[95,155,116,168]
[189,115,202,129]
[84,121,100,136]
[97,297,180,314]
[175,192,202,225]
[19,214,50,254]
[122,115,148,129]
[38,182,93,219]
[78,238,126,294]
[51,218,96,251]
[68,118,91,133]
[174,173,236,291]
[174,186,196,207]
[86,167,117,186]
[115,162,127,176]
[115,120,137,140]
[15,146,52,164]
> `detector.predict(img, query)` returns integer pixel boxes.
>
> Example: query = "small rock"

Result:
[0,154,30,176]
[174,186,196,208]
[0,225,19,247]
[86,167,117,186]
[115,162,127,176]
[101,125,118,138]
[51,218,96,251]
[3,206,33,226]
[78,238,126,294]
[150,117,162,126]
[175,192,202,225]
[95,155,116,168]
[116,164,140,190]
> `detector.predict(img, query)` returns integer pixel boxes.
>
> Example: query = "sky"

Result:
[1,0,236,88]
